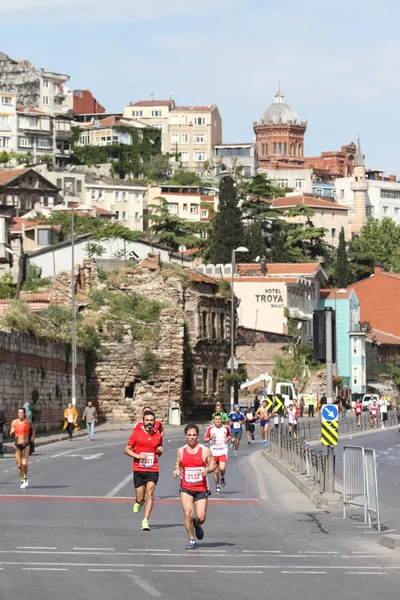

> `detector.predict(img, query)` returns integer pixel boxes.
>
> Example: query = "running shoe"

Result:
[185,540,196,550]
[215,486,221,495]
[220,476,226,487]
[23,478,29,488]
[20,480,25,489]
[141,518,150,531]
[263,440,268,447]
[193,518,204,540]
[248,440,251,445]
[234,450,238,457]
[133,501,144,513]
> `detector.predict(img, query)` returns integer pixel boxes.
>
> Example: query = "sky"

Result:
[1,0,400,174]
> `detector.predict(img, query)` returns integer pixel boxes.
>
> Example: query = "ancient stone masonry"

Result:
[0,330,86,431]
[0,53,41,108]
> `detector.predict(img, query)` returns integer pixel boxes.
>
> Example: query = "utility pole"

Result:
[71,209,77,408]
[325,307,335,493]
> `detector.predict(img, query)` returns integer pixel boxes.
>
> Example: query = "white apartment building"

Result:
[0,92,17,152]
[147,185,218,228]
[123,99,222,170]
[336,176,400,225]
[85,174,147,232]
[258,167,314,193]
[213,143,257,177]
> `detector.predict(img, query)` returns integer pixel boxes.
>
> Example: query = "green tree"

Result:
[169,170,202,186]
[209,176,244,264]
[348,218,400,280]
[144,154,171,182]
[0,273,15,299]
[242,221,266,262]
[334,227,351,287]
[148,197,199,251]
[22,265,52,292]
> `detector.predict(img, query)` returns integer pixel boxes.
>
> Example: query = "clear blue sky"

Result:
[1,0,400,174]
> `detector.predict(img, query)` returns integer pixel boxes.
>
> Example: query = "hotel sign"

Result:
[255,288,284,308]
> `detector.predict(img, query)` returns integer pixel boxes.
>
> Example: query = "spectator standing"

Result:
[299,398,305,418]
[0,405,6,457]
[82,401,98,441]
[396,401,400,433]
[379,395,389,430]
[63,402,80,441]
[308,395,315,418]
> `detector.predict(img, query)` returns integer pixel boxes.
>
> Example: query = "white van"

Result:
[362,394,379,411]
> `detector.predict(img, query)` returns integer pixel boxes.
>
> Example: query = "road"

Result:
[0,426,399,600]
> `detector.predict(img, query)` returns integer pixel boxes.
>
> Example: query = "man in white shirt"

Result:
[204,414,231,494]
[379,395,389,430]
[286,403,298,437]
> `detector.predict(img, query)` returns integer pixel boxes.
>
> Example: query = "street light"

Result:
[54,204,77,407]
[230,246,248,412]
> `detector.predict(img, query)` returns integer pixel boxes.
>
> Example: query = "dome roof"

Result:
[260,90,299,125]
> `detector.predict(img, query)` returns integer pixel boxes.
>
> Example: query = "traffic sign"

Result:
[226,356,238,370]
[321,404,338,422]
[265,394,274,411]
[274,394,285,414]
[321,421,338,446]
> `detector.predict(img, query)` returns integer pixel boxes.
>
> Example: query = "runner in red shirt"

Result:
[173,424,216,550]
[133,406,164,437]
[124,410,163,531]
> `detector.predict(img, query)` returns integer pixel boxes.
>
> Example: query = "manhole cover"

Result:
[350,514,365,521]
[373,523,389,532]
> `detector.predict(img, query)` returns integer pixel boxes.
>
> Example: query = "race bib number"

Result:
[184,467,203,484]
[233,421,241,430]
[213,439,224,449]
[139,453,154,468]
[246,413,253,420]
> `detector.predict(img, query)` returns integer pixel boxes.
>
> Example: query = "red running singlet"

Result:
[181,445,208,492]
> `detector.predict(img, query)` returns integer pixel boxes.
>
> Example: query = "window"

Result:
[37,229,52,246]
[0,136,10,148]
[194,134,206,144]
[381,189,400,199]
[180,151,189,162]
[115,191,121,201]
[134,212,139,221]
[138,131,143,143]
[295,179,305,188]
[184,368,192,391]
[0,115,9,125]
[42,96,50,105]
[383,206,389,214]
[190,205,198,214]
[352,338,358,355]
[202,311,208,337]
[1,96,12,105]
[194,117,206,125]
[276,179,288,188]
[19,137,32,147]
[181,133,189,144]
[171,133,179,144]
[202,368,208,393]
[76,180,82,194]
[98,190,104,201]
[212,369,218,393]
[91,190,97,200]
[134,192,141,202]
[316,188,323,196]
[168,204,178,214]
[56,178,62,189]
[353,366,359,386]
[220,313,225,338]
[284,142,287,154]
[183,203,188,211]
[181,115,188,124]
[122,191,128,201]
[201,209,208,218]
[340,189,344,199]
[243,166,251,177]
[366,205,374,215]
[48,196,54,207]
[331,228,336,238]
[43,80,49,88]
[171,115,178,124]
[151,110,161,117]
[132,110,143,117]
[38,138,50,149]
[211,313,216,339]
[153,123,163,131]
[194,152,206,162]
[395,207,400,215]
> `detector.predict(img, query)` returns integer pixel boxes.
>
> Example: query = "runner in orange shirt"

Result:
[10,407,35,489]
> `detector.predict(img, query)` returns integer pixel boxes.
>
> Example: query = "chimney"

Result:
[260,258,267,276]
[374,264,384,276]
[389,175,396,182]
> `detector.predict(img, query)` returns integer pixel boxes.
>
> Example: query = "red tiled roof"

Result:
[95,207,114,215]
[237,263,321,276]
[272,196,349,211]
[366,328,400,346]
[16,105,48,115]
[320,288,352,300]
[186,270,218,285]
[0,168,30,186]
[235,277,298,283]
[132,100,173,107]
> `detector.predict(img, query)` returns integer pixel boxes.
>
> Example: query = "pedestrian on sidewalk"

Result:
[63,402,80,440]
[0,405,6,457]
[396,401,400,433]
[379,395,389,429]
[308,395,315,417]
[82,401,98,441]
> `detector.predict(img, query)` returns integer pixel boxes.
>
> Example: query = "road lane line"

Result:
[346,572,389,575]
[88,569,133,572]
[0,494,260,506]
[105,474,133,498]
[129,549,171,552]
[51,441,124,458]
[218,571,263,574]
[22,568,68,571]
[298,551,336,554]
[74,548,115,551]
[281,571,327,574]
[152,570,198,573]
[0,562,394,570]
[242,550,282,553]
[17,547,57,550]
[129,575,162,597]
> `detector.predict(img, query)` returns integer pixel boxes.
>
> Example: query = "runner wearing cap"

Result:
[133,406,164,437]
[286,403,298,437]
[228,404,245,457]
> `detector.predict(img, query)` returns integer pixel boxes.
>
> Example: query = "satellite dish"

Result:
[178,245,187,253]
[297,322,303,330]
[255,256,260,262]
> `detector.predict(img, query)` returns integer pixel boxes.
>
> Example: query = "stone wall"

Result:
[0,54,41,108]
[0,330,86,430]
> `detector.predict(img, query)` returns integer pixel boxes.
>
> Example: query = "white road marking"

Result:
[129,574,162,597]
[218,570,263,574]
[341,555,386,558]
[129,549,171,553]
[249,452,268,500]
[22,568,68,571]
[152,570,198,573]
[51,441,123,458]
[17,547,57,550]
[346,572,389,575]
[74,548,115,551]
[242,550,282,553]
[66,453,104,461]
[281,571,327,574]
[298,551,336,554]
[0,562,395,570]
[105,474,132,498]
[87,569,133,572]
[194,550,227,553]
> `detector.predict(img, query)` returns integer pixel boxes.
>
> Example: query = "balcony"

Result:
[350,321,371,333]
[18,127,52,136]
[0,123,11,132]
[55,129,72,139]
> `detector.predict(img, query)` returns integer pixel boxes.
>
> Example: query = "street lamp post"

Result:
[230,246,248,412]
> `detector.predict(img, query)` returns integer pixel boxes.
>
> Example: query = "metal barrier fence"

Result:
[294,410,398,442]
[269,429,325,492]
[343,445,380,530]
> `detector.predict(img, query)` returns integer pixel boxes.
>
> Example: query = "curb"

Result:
[379,534,400,550]
[261,448,342,509]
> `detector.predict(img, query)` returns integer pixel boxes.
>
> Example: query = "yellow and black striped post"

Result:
[321,420,338,446]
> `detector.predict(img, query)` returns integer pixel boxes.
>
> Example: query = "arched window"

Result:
[265,143,268,155]
[202,311,208,337]
[220,313,225,338]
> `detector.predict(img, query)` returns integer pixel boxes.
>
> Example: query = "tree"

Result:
[334,227,351,287]
[348,218,400,280]
[0,273,15,299]
[242,221,266,262]
[148,197,199,251]
[144,154,171,182]
[169,170,202,186]
[208,176,244,264]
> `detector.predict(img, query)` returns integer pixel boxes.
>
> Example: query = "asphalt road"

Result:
[1,426,399,600]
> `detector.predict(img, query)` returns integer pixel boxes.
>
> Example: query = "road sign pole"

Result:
[325,307,335,494]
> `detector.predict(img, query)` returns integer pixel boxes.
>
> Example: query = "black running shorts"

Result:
[133,471,159,488]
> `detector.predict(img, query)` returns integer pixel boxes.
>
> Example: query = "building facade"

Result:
[123,99,222,170]
[272,194,349,247]
[305,143,358,179]
[320,288,366,397]
[0,167,60,215]
[147,185,217,225]
[213,143,257,177]
[0,52,69,115]
[63,89,105,115]
[261,167,314,193]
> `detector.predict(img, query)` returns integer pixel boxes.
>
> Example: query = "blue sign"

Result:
[321,404,338,422]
